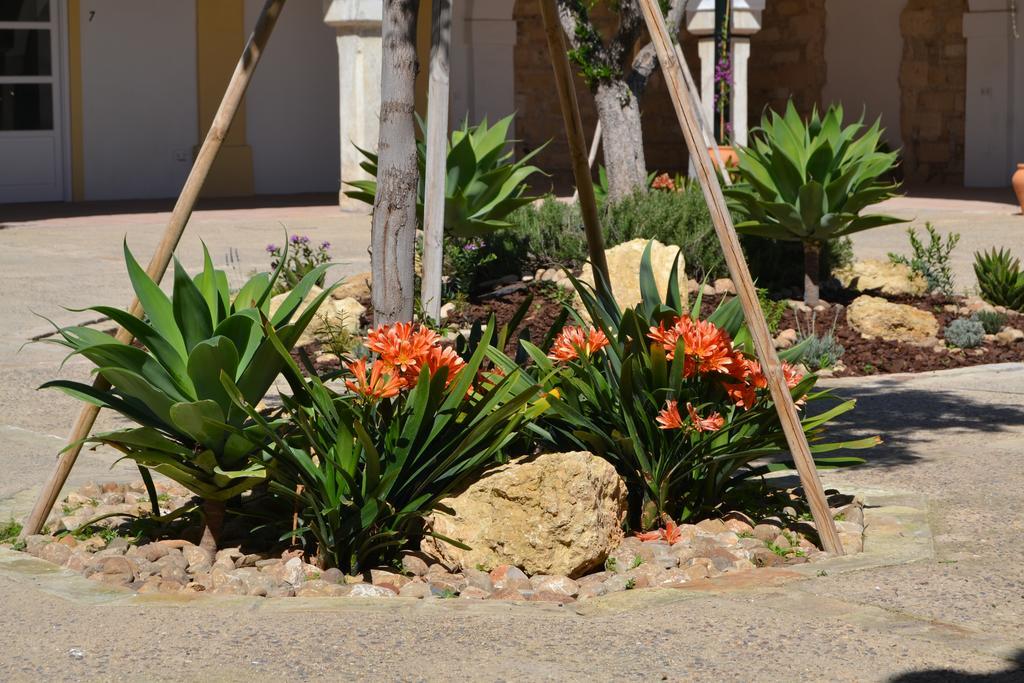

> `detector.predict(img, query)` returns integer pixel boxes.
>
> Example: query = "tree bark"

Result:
[803,241,821,306]
[555,0,688,204]
[372,0,420,325]
[198,498,226,555]
[593,81,647,202]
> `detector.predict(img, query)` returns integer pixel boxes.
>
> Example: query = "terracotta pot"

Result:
[709,145,739,171]
[1013,163,1024,215]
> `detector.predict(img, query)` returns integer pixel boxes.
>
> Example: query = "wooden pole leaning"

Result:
[674,43,731,187]
[571,120,602,202]
[537,0,611,296]
[421,0,453,324]
[636,0,844,555]
[20,0,288,539]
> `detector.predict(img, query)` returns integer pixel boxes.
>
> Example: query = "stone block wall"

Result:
[749,0,827,120]
[899,0,967,185]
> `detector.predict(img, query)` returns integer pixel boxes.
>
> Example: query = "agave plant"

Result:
[726,101,904,305]
[42,241,336,552]
[974,248,1024,312]
[488,243,875,529]
[344,114,547,238]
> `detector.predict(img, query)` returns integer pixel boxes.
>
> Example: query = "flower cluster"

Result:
[648,315,805,412]
[548,326,610,362]
[345,323,466,401]
[651,173,676,192]
[655,400,724,433]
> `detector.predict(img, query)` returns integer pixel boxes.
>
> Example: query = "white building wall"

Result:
[823,0,906,149]
[79,1,197,200]
[245,0,340,195]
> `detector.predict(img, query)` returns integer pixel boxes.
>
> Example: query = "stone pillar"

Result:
[450,1,517,129]
[686,0,764,146]
[324,0,382,209]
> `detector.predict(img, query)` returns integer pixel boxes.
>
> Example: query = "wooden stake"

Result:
[571,120,602,202]
[674,43,732,187]
[20,0,288,539]
[420,0,452,324]
[637,0,844,555]
[537,0,611,296]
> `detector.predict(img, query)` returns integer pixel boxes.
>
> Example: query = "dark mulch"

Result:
[298,283,1024,379]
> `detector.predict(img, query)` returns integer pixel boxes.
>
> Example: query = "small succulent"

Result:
[944,318,985,349]
[972,310,1008,335]
[974,248,1024,312]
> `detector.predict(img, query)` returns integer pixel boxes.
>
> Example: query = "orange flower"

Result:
[782,361,807,406]
[423,345,466,387]
[344,358,403,401]
[634,520,684,545]
[651,172,676,191]
[548,326,609,362]
[656,400,685,430]
[365,322,439,377]
[649,316,737,376]
[685,402,725,432]
[635,529,664,542]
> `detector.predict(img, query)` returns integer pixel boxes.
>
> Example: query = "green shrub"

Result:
[42,241,335,551]
[758,288,788,334]
[488,243,874,530]
[972,310,1007,334]
[726,101,903,304]
[974,248,1024,311]
[944,318,985,349]
[228,322,540,572]
[266,235,331,295]
[794,314,846,371]
[505,198,587,268]
[345,114,546,238]
[888,223,960,295]
[603,184,727,280]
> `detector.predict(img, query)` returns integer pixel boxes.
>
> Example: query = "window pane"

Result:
[0,29,50,76]
[0,83,52,130]
[0,1,50,22]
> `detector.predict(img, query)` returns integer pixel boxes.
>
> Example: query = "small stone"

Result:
[602,574,635,593]
[530,591,575,604]
[320,567,345,585]
[439,302,455,321]
[655,568,693,588]
[488,587,530,601]
[530,575,579,597]
[64,551,92,572]
[774,328,799,350]
[427,572,467,594]
[695,519,727,535]
[181,544,213,569]
[458,586,491,599]
[295,580,349,597]
[577,582,608,600]
[370,569,410,591]
[282,557,305,586]
[98,555,135,579]
[723,519,754,536]
[839,533,864,554]
[346,583,396,598]
[996,327,1024,345]
[707,548,742,572]
[39,542,72,566]
[24,535,52,556]
[772,533,792,550]
[489,565,531,591]
[713,531,739,547]
[159,565,188,585]
[463,567,494,592]
[683,557,719,578]
[399,581,432,599]
[753,524,781,542]
[713,278,736,295]
[400,553,430,576]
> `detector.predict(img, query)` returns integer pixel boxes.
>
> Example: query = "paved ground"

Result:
[1,192,1023,681]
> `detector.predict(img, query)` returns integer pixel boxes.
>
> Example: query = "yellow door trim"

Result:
[68,0,84,201]
[195,0,254,197]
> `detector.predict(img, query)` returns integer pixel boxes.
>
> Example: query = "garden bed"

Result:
[8,479,865,603]
[339,281,1024,379]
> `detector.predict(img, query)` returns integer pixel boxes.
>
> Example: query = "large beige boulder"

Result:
[835,260,927,297]
[331,271,372,301]
[420,452,627,578]
[269,286,365,347]
[579,239,687,312]
[847,295,938,343]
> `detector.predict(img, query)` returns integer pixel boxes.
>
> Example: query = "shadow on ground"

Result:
[890,650,1024,681]
[812,377,1024,469]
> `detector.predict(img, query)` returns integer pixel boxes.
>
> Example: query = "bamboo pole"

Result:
[674,43,731,187]
[20,0,288,539]
[637,0,844,555]
[420,0,452,324]
[537,0,610,296]
[571,120,602,202]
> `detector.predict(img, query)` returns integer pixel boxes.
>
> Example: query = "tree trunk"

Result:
[198,498,226,555]
[372,0,420,325]
[803,241,821,306]
[594,80,648,203]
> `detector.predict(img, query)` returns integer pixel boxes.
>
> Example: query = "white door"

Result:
[0,0,66,203]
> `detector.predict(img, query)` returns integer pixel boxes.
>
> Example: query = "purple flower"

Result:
[463,241,481,252]
[320,241,331,250]
[266,244,278,253]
